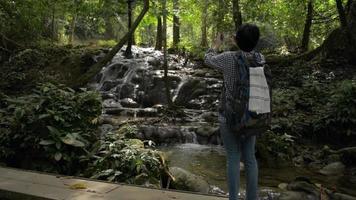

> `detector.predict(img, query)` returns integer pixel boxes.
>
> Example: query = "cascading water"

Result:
[95,46,231,195]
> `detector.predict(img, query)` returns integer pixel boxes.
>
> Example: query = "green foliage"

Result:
[117,124,139,139]
[0,46,105,93]
[0,83,102,173]
[315,80,356,139]
[86,131,164,186]
[257,130,295,164]
[0,49,49,92]
[272,73,356,144]
[97,39,117,48]
[0,84,168,185]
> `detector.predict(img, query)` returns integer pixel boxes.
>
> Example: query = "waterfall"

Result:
[172,77,188,102]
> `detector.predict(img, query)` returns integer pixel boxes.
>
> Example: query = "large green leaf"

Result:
[54,152,62,161]
[39,140,55,145]
[61,134,85,147]
[47,126,61,135]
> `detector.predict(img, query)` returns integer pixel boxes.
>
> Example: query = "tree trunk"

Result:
[76,0,149,87]
[172,0,180,50]
[69,14,77,44]
[336,0,356,55]
[51,5,56,42]
[301,0,313,53]
[163,0,172,106]
[348,0,356,34]
[200,0,208,47]
[216,0,225,32]
[320,0,356,64]
[125,0,134,58]
[336,0,348,28]
[155,16,163,50]
[346,0,353,13]
[232,0,242,30]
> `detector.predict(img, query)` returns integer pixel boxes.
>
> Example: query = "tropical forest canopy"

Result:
[0,0,346,53]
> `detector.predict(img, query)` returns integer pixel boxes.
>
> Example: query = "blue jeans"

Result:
[220,123,258,200]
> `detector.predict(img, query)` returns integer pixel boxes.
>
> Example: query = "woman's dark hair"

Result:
[235,24,260,52]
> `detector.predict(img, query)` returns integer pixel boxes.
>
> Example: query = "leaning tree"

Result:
[321,0,356,64]
[76,0,149,87]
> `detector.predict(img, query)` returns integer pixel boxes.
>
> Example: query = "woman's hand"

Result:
[212,33,224,50]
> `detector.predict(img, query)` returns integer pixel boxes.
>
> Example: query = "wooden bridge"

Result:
[0,167,227,200]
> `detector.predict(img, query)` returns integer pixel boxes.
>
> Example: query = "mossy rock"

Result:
[195,125,219,137]
[169,167,210,193]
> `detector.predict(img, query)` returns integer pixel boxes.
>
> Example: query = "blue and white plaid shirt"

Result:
[204,48,266,123]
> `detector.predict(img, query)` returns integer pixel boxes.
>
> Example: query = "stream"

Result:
[158,143,350,198]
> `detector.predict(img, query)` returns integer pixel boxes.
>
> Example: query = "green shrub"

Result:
[86,131,165,186]
[315,80,356,142]
[0,83,102,173]
[257,130,295,167]
[272,78,356,144]
[117,124,139,139]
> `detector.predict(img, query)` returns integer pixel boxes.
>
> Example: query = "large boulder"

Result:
[174,79,207,106]
[120,98,139,108]
[116,83,135,99]
[319,162,345,176]
[169,167,210,193]
[195,125,220,145]
[141,76,180,107]
[147,56,162,69]
[100,80,122,91]
[278,191,311,200]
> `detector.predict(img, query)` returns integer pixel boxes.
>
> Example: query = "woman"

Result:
[205,24,271,200]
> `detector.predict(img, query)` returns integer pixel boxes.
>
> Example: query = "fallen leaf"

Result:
[69,183,88,190]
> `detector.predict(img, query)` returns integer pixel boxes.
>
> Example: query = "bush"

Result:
[272,77,356,145]
[257,130,295,167]
[86,129,166,186]
[315,80,356,143]
[0,83,102,173]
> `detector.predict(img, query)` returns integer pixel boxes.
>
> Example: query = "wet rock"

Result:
[147,56,161,68]
[107,63,129,79]
[105,108,158,117]
[196,125,219,137]
[136,108,158,117]
[169,167,210,193]
[278,191,310,200]
[330,193,356,200]
[101,80,122,91]
[103,99,121,108]
[117,83,135,99]
[101,92,116,100]
[137,126,196,144]
[120,98,139,108]
[278,183,288,190]
[209,185,226,195]
[339,147,356,166]
[319,162,345,176]
[200,112,218,123]
[141,76,180,106]
[174,79,207,106]
[287,179,318,197]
